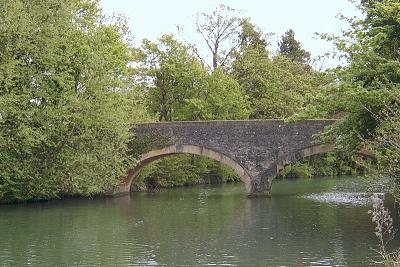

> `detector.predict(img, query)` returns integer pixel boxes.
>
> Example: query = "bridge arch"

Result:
[275,144,336,174]
[113,144,253,195]
[270,144,375,187]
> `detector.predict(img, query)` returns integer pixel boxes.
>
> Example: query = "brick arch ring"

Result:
[111,144,253,195]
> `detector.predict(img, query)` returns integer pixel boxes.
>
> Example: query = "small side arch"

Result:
[275,144,336,174]
[112,144,253,195]
[274,144,375,176]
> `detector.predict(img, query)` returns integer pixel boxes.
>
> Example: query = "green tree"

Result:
[196,4,243,70]
[0,0,135,202]
[136,34,208,121]
[238,19,269,52]
[232,21,322,119]
[314,0,400,151]
[136,34,250,121]
[203,68,250,120]
[278,29,311,64]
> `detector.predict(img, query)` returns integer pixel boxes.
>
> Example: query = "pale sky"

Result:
[99,0,362,69]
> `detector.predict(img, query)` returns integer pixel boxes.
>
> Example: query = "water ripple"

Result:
[302,192,383,206]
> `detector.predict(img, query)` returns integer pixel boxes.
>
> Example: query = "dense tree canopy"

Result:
[231,21,323,119]
[0,0,135,202]
[135,34,208,121]
[135,34,250,121]
[312,0,400,150]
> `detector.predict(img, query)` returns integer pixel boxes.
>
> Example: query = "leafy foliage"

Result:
[312,0,400,150]
[278,29,311,64]
[135,34,208,121]
[0,0,135,202]
[232,21,325,119]
[135,34,250,121]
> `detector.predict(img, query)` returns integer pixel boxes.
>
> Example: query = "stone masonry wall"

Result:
[132,120,335,194]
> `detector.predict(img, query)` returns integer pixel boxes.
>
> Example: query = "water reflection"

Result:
[0,177,398,266]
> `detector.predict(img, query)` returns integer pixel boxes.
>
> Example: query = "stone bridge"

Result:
[112,120,337,196]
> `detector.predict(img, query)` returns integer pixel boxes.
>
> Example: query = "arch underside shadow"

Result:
[272,144,375,184]
[275,144,336,174]
[113,145,253,195]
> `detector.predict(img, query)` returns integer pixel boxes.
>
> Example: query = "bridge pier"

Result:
[107,184,130,196]
[246,168,276,197]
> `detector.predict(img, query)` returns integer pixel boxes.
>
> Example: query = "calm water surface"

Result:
[0,176,399,266]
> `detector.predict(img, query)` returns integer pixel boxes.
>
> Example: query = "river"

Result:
[0,176,399,266]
